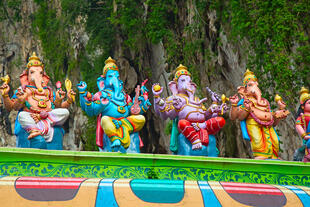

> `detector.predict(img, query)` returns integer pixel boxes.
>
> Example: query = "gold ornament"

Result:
[174,64,191,81]
[299,87,310,104]
[27,52,44,69]
[0,75,10,84]
[153,84,161,92]
[65,78,75,102]
[103,57,119,77]
[274,94,282,102]
[243,69,257,86]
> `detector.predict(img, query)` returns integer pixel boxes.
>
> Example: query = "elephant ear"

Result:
[19,70,29,87]
[168,81,178,95]
[42,72,50,87]
[97,75,105,91]
[237,86,246,97]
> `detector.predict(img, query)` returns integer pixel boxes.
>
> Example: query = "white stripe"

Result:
[224,187,281,193]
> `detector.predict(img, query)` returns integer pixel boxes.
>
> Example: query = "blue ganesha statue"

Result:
[77,57,151,153]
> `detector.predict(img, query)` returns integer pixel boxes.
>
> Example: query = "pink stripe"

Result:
[226,189,283,195]
[16,182,81,187]
[16,185,79,189]
[221,182,277,189]
[18,177,85,182]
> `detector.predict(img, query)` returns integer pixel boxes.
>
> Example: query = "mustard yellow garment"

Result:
[246,118,279,159]
[101,115,145,148]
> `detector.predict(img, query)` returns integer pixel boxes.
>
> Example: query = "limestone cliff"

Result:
[0,0,307,160]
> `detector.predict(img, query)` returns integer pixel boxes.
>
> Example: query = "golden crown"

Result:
[299,87,310,104]
[26,52,44,69]
[103,57,118,77]
[243,69,257,85]
[174,64,191,81]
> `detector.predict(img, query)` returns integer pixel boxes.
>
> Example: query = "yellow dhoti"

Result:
[246,118,279,159]
[101,115,145,149]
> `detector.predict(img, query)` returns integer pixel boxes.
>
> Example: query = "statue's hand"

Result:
[229,94,239,105]
[112,119,122,129]
[220,103,229,114]
[277,99,286,110]
[77,81,87,92]
[152,83,163,96]
[100,91,110,105]
[172,96,182,109]
[243,99,251,110]
[15,88,27,104]
[0,83,10,96]
[67,89,76,104]
[56,88,66,101]
[273,109,289,120]
[304,135,310,141]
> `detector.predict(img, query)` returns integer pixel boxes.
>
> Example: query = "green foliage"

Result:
[220,0,310,105]
[0,0,21,22]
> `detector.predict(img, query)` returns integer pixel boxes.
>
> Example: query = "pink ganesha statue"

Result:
[152,64,227,156]
[229,69,289,159]
[295,87,310,162]
[0,52,75,149]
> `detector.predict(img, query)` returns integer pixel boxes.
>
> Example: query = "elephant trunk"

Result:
[110,78,124,101]
[254,90,267,106]
[33,77,43,92]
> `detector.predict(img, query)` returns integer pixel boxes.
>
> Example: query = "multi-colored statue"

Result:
[77,57,150,153]
[295,87,310,162]
[152,64,227,156]
[229,69,289,159]
[0,52,75,149]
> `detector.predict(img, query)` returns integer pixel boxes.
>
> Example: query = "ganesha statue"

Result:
[77,57,150,153]
[295,87,310,162]
[0,52,75,149]
[229,69,289,160]
[152,64,227,156]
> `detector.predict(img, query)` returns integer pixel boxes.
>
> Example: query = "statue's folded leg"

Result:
[48,108,70,126]
[126,115,145,133]
[178,119,200,144]
[205,117,225,135]
[18,112,42,139]
[101,116,130,148]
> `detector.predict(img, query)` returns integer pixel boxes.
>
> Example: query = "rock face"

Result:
[0,0,302,160]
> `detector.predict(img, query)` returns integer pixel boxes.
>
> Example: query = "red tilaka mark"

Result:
[15,177,86,189]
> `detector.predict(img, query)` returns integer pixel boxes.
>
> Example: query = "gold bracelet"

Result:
[301,132,307,138]
[85,102,92,106]
[79,91,85,94]
[154,95,160,98]
[231,103,238,107]
[67,99,72,104]
[2,94,8,97]
[17,99,25,104]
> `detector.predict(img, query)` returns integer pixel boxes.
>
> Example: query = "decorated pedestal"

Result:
[0,148,309,206]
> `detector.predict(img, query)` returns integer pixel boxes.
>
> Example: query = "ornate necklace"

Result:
[110,99,127,114]
[31,89,50,108]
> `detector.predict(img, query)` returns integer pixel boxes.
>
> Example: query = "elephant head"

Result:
[96,57,124,101]
[239,69,267,106]
[169,64,197,102]
[20,52,49,92]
